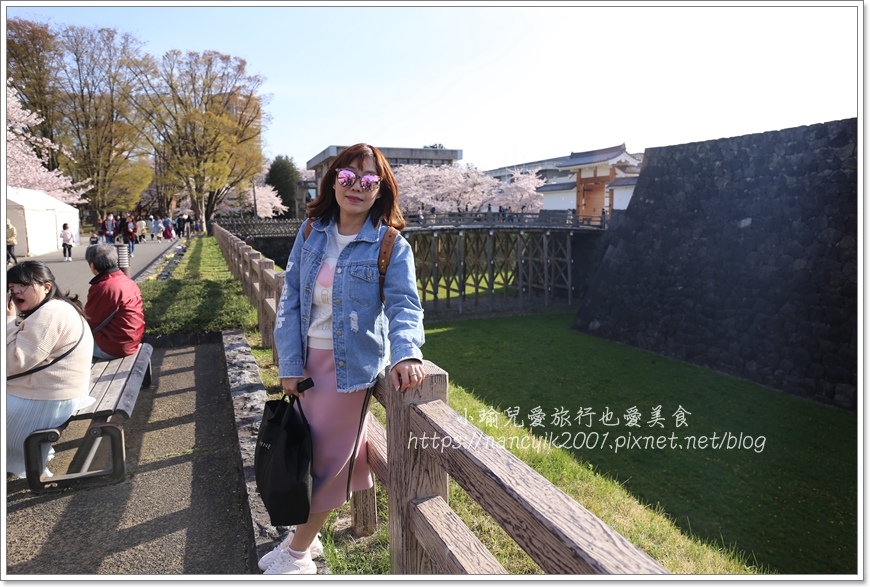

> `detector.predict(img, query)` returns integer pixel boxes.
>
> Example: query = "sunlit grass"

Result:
[140,236,257,336]
[190,238,854,575]
[421,314,856,575]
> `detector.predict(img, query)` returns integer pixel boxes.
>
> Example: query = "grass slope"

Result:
[165,238,856,575]
[421,313,856,575]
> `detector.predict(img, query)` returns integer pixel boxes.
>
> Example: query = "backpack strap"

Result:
[378,226,399,304]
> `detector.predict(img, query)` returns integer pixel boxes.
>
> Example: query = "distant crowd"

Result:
[91,213,204,257]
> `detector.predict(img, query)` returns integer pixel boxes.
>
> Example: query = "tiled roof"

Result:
[607,176,638,187]
[536,181,577,193]
[485,155,571,175]
[558,144,627,168]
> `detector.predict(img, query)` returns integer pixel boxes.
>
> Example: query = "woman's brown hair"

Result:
[307,143,406,231]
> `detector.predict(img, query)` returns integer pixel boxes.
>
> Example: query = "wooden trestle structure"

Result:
[214,214,605,316]
[403,226,587,315]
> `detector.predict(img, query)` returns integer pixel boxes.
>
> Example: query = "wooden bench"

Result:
[23,343,154,494]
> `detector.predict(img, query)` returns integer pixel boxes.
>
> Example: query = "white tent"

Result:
[6,187,80,257]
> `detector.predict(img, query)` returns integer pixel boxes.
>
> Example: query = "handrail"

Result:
[212,210,605,237]
[211,222,667,575]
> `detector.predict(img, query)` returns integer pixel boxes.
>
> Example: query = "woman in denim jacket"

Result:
[265,144,425,575]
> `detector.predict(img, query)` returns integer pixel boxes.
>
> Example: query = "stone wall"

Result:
[571,118,858,409]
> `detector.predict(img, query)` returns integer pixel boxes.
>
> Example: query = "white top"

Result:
[307,225,358,350]
[6,299,95,401]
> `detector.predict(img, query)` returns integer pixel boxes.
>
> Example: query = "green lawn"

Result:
[139,236,257,335]
[420,313,857,575]
[150,237,857,575]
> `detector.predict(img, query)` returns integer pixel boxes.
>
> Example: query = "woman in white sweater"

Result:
[6,261,95,478]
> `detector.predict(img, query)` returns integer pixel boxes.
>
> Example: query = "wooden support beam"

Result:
[409,495,507,574]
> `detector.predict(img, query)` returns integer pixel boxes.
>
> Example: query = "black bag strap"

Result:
[345,385,374,502]
[91,307,119,335]
[7,316,86,381]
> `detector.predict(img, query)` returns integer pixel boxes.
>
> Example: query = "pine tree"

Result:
[265,155,301,218]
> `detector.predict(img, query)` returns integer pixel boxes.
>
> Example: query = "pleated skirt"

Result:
[6,393,95,478]
[300,347,374,514]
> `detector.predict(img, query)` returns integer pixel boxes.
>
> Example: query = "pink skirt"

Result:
[300,347,374,513]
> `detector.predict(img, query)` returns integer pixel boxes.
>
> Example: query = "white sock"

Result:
[286,547,307,559]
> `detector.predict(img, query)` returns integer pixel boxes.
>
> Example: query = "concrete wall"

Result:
[571,118,858,409]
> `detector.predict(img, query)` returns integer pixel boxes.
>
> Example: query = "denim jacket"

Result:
[273,217,425,392]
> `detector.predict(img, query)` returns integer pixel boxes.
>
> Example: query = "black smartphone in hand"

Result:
[297,377,314,393]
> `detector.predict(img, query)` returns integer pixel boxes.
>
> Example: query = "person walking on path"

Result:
[59,223,76,262]
[151,216,163,241]
[162,217,174,240]
[136,217,147,243]
[7,218,18,265]
[123,214,137,258]
[103,214,117,244]
[266,143,426,575]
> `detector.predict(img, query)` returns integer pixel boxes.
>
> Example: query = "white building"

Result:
[6,187,80,257]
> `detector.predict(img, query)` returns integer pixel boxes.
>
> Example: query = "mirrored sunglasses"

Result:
[336,168,381,192]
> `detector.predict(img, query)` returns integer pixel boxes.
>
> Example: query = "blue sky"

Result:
[4,2,861,172]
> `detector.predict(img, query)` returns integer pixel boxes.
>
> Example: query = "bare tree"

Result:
[54,25,153,217]
[124,49,269,226]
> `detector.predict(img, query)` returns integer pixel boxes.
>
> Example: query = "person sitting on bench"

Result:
[84,244,146,361]
[6,261,95,479]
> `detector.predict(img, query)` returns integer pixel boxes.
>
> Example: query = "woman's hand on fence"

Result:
[391,360,425,393]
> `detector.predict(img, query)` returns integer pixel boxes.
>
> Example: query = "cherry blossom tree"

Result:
[393,164,543,214]
[490,168,545,212]
[6,78,89,203]
[211,181,287,218]
[125,49,267,225]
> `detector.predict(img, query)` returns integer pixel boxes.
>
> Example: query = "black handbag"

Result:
[254,378,314,526]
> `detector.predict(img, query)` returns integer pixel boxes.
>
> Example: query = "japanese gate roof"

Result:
[537,181,577,192]
[557,144,628,168]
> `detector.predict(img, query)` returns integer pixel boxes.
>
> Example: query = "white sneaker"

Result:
[263,550,316,575]
[258,532,323,570]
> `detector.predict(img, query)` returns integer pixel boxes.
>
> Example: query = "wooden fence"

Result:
[212,223,667,575]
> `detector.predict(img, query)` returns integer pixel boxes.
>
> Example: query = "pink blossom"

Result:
[6,79,89,204]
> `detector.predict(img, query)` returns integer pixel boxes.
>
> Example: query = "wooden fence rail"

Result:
[211,222,667,575]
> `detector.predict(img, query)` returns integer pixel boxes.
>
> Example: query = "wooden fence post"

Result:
[248,251,261,307]
[351,486,378,538]
[385,361,449,574]
[258,258,274,346]
[239,246,252,297]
